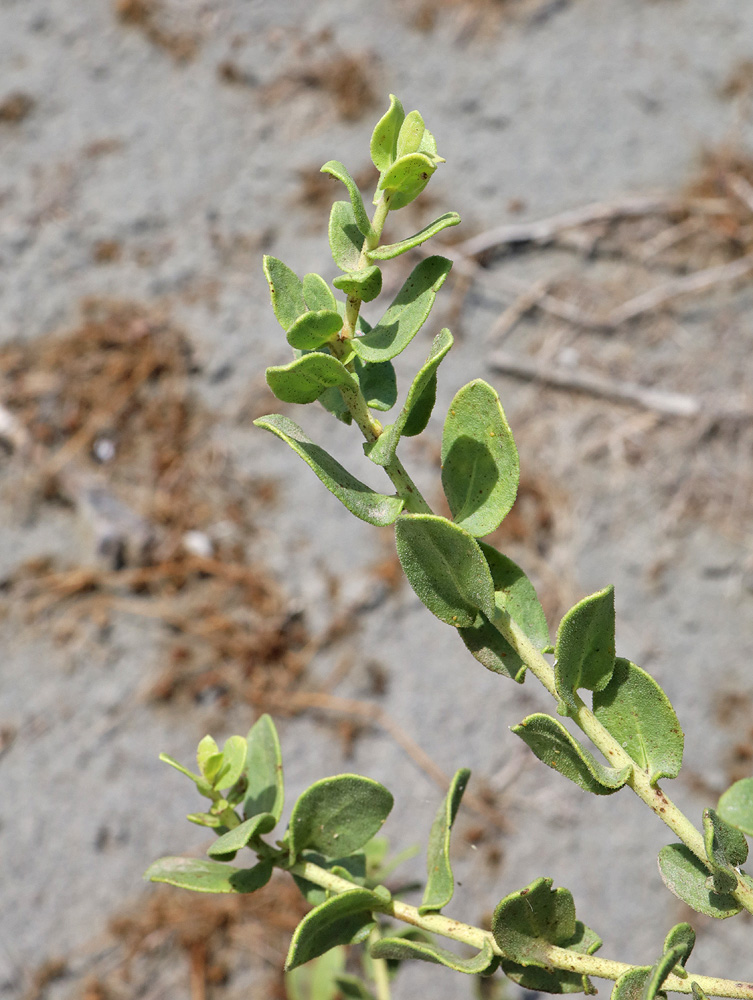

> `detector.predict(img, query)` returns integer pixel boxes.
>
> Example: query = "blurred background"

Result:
[2,1,753,997]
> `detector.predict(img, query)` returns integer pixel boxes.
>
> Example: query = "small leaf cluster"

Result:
[147,97,753,1000]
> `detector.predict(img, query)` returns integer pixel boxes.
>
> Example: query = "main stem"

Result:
[288,858,753,999]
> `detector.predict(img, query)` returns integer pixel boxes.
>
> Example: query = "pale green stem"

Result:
[489,608,753,914]
[287,857,753,999]
[368,925,392,1000]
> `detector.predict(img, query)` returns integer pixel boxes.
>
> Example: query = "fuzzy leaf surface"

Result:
[663,922,695,969]
[459,543,549,682]
[370,94,404,173]
[380,152,437,210]
[368,213,461,260]
[285,889,380,970]
[207,813,276,858]
[286,310,342,350]
[365,328,453,467]
[353,357,397,412]
[370,936,497,976]
[503,922,602,995]
[395,514,495,627]
[145,856,273,894]
[303,272,337,312]
[266,353,356,405]
[492,877,583,968]
[703,808,748,893]
[611,967,652,1000]
[718,777,753,835]
[352,256,452,363]
[441,379,519,537]
[420,767,471,915]
[321,160,373,238]
[592,659,683,786]
[263,255,307,331]
[333,265,383,302]
[329,200,365,271]
[657,844,742,917]
[254,415,404,526]
[554,586,615,713]
[512,713,631,794]
[243,713,284,821]
[287,774,393,863]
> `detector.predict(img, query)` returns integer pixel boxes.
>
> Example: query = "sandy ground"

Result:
[2,1,753,998]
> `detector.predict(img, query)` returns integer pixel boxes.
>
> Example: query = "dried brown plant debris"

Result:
[114,0,198,62]
[0,91,35,123]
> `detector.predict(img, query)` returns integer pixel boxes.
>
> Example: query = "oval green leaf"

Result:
[380,152,437,210]
[395,514,496,626]
[718,777,753,835]
[287,774,394,863]
[352,256,452,363]
[207,812,276,858]
[320,160,373,239]
[285,888,382,970]
[365,328,453,467]
[441,379,519,537]
[611,967,652,1000]
[592,659,684,786]
[329,200,364,271]
[263,255,307,332]
[254,414,404,526]
[303,272,337,313]
[370,94,405,174]
[657,844,742,918]
[512,713,631,795]
[353,357,397,412]
[216,734,248,790]
[459,543,549,683]
[370,936,497,976]
[243,713,284,822]
[420,768,471,915]
[396,110,426,159]
[502,921,601,995]
[492,877,578,968]
[368,213,461,261]
[703,808,748,893]
[266,352,356,405]
[286,310,342,350]
[145,856,273,894]
[333,265,383,303]
[554,586,616,713]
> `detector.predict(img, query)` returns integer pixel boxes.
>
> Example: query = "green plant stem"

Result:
[286,857,753,999]
[368,925,392,1000]
[489,608,753,914]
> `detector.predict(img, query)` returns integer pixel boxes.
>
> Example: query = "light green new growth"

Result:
[147,97,753,1000]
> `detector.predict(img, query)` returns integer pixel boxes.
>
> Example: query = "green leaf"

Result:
[287,774,394,863]
[285,888,382,970]
[293,851,367,905]
[329,200,364,271]
[286,310,342,350]
[662,922,695,972]
[207,813,277,858]
[285,947,347,1000]
[512,713,631,795]
[187,811,223,828]
[145,856,273,894]
[420,768,471,915]
[371,936,497,976]
[492,878,595,970]
[333,265,383,303]
[395,514,496,627]
[703,808,748,894]
[396,110,426,159]
[718,777,753,835]
[335,975,377,999]
[554,586,616,714]
[302,272,337,313]
[352,256,452,363]
[321,160,373,239]
[254,414,404,527]
[380,152,437,210]
[365,329,453,467]
[266,352,356,406]
[264,255,307,331]
[441,379,519,538]
[354,357,397,412]
[368,213,462,261]
[503,922,602,994]
[197,735,220,780]
[611,967,652,1000]
[370,94,405,174]
[215,735,247,790]
[243,714,284,822]
[692,985,710,1000]
[459,543,549,683]
[657,844,742,918]
[159,752,212,797]
[643,940,692,1000]
[318,386,353,425]
[592,659,684,786]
